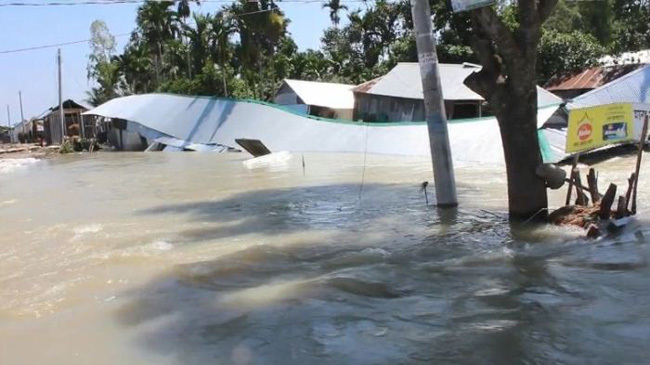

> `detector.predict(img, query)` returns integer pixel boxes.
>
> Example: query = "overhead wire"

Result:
[0,0,369,7]
[0,5,284,54]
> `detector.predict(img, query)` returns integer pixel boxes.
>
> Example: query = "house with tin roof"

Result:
[352,62,562,122]
[273,79,355,120]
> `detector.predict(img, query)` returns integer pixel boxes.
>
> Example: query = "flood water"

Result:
[2,152,650,364]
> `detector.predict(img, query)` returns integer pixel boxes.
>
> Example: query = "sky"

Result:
[0,0,355,126]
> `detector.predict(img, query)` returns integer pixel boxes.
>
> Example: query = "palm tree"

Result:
[209,11,237,95]
[323,0,348,26]
[135,0,180,85]
[117,40,154,93]
[184,13,212,74]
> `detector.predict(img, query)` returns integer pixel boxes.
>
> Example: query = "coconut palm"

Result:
[322,0,348,26]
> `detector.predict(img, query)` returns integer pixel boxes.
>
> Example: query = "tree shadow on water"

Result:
[121,183,592,364]
[120,183,465,364]
[137,183,432,244]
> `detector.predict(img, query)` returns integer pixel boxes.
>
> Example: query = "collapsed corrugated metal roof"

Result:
[545,65,645,92]
[355,62,562,107]
[568,64,650,109]
[84,93,563,164]
[282,79,355,109]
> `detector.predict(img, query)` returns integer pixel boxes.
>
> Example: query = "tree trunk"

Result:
[465,3,559,221]
[494,87,548,220]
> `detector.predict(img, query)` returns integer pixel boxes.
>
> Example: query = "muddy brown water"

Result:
[1,152,650,364]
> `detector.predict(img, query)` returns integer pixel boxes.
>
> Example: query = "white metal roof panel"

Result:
[84,93,562,164]
[361,62,562,108]
[283,79,355,109]
[362,63,483,101]
[568,65,650,109]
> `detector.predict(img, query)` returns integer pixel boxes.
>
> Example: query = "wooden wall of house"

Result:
[44,108,95,145]
[274,83,300,105]
[353,93,426,122]
[353,93,481,122]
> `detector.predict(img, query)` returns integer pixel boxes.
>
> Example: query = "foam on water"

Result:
[0,158,39,174]
[72,224,104,241]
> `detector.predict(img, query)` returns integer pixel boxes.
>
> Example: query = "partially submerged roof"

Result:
[568,64,650,108]
[358,62,484,101]
[545,65,645,92]
[282,79,355,109]
[84,93,562,163]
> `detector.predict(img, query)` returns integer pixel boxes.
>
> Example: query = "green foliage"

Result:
[85,0,649,105]
[538,30,606,84]
[59,140,75,154]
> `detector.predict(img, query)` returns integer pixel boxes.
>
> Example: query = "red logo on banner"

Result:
[578,123,592,141]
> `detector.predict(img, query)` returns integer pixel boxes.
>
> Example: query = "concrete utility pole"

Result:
[58,48,65,144]
[6,105,12,143]
[410,0,458,207]
[19,91,26,142]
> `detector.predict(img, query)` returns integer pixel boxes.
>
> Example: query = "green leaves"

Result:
[538,30,606,83]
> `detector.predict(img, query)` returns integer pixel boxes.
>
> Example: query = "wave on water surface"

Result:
[0,158,40,174]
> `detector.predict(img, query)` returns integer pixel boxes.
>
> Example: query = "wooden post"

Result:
[625,172,635,211]
[574,170,587,206]
[565,154,579,205]
[600,183,617,219]
[616,196,627,219]
[631,115,648,214]
[587,168,600,203]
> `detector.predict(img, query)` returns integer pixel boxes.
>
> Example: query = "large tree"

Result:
[86,20,121,105]
[465,1,558,220]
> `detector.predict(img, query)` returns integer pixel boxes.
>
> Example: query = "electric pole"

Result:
[6,105,12,144]
[411,0,458,207]
[19,91,26,143]
[58,48,65,144]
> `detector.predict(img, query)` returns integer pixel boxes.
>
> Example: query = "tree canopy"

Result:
[86,0,650,106]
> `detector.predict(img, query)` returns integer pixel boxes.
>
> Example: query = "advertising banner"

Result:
[566,103,634,153]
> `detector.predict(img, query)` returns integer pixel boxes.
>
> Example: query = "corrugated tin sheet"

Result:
[568,65,650,109]
[283,79,355,109]
[545,65,645,91]
[356,62,562,107]
[352,77,383,94]
[362,63,484,101]
[537,88,564,110]
[84,93,562,164]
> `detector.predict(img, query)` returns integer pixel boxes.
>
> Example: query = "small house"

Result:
[353,62,563,122]
[43,99,97,145]
[273,79,355,120]
[353,63,485,122]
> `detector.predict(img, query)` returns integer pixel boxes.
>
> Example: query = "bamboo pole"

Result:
[574,170,587,206]
[565,154,579,205]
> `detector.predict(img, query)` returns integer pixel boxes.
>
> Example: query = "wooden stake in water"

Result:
[631,115,649,214]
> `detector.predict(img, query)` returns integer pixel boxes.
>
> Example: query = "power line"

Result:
[0,0,362,7]
[0,33,131,54]
[0,6,284,55]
